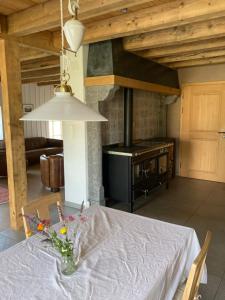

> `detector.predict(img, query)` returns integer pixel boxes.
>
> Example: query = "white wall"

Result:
[0,83,54,139]
[178,63,225,85]
[22,84,54,138]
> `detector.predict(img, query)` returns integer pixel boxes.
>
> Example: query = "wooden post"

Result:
[0,39,27,230]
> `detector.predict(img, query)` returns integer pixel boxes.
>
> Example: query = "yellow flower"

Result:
[37,223,44,231]
[60,227,68,235]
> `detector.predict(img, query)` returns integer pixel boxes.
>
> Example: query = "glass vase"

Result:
[61,254,78,276]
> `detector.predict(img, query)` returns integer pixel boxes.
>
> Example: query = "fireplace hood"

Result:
[86,39,180,147]
[86,39,179,92]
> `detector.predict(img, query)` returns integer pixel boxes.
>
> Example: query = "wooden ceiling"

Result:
[1,0,225,84]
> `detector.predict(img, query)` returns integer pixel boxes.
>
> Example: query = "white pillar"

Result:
[62,46,89,208]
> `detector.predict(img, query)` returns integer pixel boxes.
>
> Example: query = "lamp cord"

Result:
[60,0,65,73]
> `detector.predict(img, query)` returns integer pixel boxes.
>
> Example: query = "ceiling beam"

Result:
[7,0,225,45]
[7,0,170,36]
[124,17,225,51]
[21,56,59,71]
[83,0,225,44]
[20,48,52,62]
[155,49,225,64]
[168,56,225,69]
[135,37,225,58]
[21,66,60,79]
[0,31,59,54]
[22,75,60,84]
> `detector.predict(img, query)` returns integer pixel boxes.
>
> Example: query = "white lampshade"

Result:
[20,91,107,122]
[64,19,85,53]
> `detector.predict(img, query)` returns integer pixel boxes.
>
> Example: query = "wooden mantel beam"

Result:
[7,0,170,36]
[85,75,180,96]
[124,17,225,52]
[0,39,27,230]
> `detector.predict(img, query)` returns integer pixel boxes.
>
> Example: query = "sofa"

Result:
[0,137,63,177]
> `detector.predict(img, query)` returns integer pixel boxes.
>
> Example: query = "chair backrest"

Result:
[182,231,212,300]
[21,193,63,238]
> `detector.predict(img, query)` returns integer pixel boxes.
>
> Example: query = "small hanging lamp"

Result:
[64,0,85,54]
[21,0,106,122]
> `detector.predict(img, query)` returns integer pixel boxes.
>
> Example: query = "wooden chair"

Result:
[21,193,63,238]
[174,231,212,300]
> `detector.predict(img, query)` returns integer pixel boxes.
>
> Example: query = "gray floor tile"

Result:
[200,274,222,300]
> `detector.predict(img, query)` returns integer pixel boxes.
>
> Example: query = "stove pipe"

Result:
[124,88,133,147]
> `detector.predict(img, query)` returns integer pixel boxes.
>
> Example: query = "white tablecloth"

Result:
[0,206,206,300]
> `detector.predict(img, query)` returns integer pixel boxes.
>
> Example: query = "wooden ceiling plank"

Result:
[124,17,225,52]
[168,55,225,68]
[7,0,169,36]
[135,37,225,58]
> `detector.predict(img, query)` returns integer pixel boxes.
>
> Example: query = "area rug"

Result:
[0,186,8,204]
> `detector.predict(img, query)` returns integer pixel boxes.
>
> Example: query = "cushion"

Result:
[25,137,47,150]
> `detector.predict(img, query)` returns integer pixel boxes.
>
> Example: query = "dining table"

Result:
[0,205,207,300]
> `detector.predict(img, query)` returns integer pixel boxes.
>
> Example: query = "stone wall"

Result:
[99,88,166,145]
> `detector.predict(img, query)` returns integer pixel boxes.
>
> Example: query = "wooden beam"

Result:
[124,17,225,51]
[136,37,225,58]
[7,0,170,36]
[83,0,225,44]
[21,56,59,71]
[20,48,52,62]
[156,49,225,64]
[85,75,180,95]
[21,66,60,79]
[0,31,59,55]
[168,56,225,68]
[0,39,27,230]
[22,75,60,84]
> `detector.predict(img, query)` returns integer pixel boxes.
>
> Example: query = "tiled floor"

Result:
[0,173,225,299]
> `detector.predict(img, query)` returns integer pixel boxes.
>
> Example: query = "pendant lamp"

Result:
[21,0,106,122]
[64,0,85,54]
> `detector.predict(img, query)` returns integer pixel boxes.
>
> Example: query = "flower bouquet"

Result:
[23,204,88,276]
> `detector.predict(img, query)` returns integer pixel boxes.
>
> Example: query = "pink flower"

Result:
[80,215,88,223]
[65,215,76,222]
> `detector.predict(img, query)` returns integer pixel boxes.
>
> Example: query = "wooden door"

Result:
[180,82,225,182]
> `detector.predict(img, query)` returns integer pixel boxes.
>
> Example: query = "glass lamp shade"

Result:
[64,19,85,53]
[20,92,107,122]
